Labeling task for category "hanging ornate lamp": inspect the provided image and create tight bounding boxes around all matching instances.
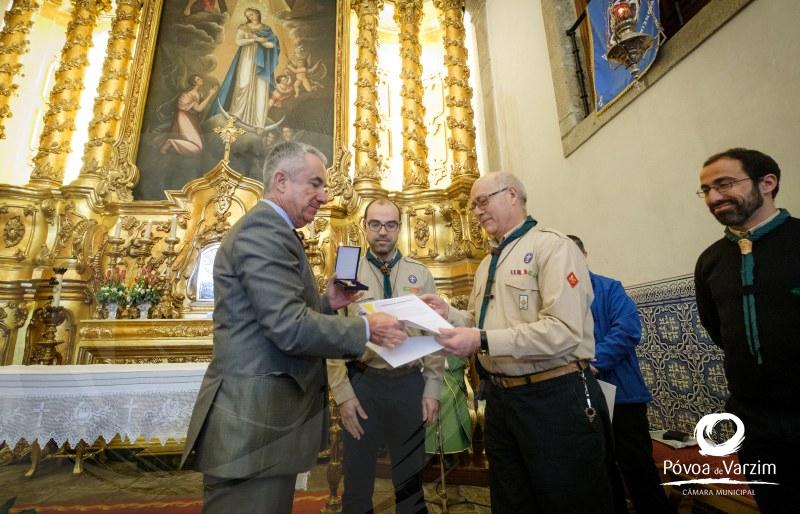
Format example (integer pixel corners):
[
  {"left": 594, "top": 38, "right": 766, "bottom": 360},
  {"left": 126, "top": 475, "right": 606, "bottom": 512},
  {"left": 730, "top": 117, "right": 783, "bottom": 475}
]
[{"left": 606, "top": 0, "right": 654, "bottom": 78}]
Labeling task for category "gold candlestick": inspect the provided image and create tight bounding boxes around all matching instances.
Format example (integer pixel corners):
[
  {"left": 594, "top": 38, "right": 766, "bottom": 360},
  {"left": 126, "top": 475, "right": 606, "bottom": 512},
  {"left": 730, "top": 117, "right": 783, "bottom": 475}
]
[
  {"left": 321, "top": 394, "right": 344, "bottom": 514},
  {"left": 151, "top": 235, "right": 181, "bottom": 319},
  {"left": 32, "top": 304, "right": 67, "bottom": 365},
  {"left": 106, "top": 235, "right": 126, "bottom": 266}
]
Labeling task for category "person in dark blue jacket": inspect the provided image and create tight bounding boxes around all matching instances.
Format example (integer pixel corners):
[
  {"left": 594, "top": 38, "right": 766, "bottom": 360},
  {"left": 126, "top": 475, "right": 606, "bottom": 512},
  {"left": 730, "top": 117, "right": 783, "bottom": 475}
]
[{"left": 569, "top": 235, "right": 674, "bottom": 514}]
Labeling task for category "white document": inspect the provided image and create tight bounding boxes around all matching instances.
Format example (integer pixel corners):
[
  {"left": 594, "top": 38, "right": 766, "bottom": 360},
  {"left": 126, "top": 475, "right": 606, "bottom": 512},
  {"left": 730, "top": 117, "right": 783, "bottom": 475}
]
[
  {"left": 598, "top": 380, "right": 616, "bottom": 422},
  {"left": 366, "top": 336, "right": 443, "bottom": 368},
  {"left": 359, "top": 294, "right": 453, "bottom": 334},
  {"left": 295, "top": 471, "right": 309, "bottom": 490}
]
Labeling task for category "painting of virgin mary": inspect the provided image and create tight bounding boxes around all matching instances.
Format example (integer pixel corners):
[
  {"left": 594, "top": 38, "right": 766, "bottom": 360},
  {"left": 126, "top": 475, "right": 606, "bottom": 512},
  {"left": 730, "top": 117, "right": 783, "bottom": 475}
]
[
  {"left": 134, "top": 1, "right": 337, "bottom": 201},
  {"left": 208, "top": 8, "right": 280, "bottom": 131}
]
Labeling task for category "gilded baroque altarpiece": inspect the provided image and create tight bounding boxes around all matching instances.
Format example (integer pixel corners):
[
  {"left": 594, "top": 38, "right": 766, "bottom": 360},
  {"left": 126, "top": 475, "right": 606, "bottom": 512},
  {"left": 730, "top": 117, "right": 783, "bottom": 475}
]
[
  {"left": 0, "top": 0, "right": 484, "bottom": 369},
  {"left": 0, "top": 0, "right": 487, "bottom": 487}
]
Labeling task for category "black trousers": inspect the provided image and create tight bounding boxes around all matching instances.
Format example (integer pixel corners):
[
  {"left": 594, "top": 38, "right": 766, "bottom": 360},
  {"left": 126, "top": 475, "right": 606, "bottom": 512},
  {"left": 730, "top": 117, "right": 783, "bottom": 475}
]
[
  {"left": 341, "top": 368, "right": 427, "bottom": 514},
  {"left": 612, "top": 403, "right": 674, "bottom": 514},
  {"left": 729, "top": 396, "right": 800, "bottom": 514},
  {"left": 484, "top": 370, "right": 617, "bottom": 514}
]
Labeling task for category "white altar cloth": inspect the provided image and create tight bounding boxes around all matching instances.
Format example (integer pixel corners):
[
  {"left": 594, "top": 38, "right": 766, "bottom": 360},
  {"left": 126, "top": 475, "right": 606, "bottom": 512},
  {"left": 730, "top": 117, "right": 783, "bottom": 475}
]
[{"left": 0, "top": 363, "right": 208, "bottom": 447}]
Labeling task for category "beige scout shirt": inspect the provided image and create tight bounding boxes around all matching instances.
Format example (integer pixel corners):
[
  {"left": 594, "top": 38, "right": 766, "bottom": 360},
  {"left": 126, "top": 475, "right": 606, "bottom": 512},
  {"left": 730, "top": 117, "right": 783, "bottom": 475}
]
[
  {"left": 448, "top": 223, "right": 595, "bottom": 376},
  {"left": 327, "top": 253, "right": 444, "bottom": 404}
]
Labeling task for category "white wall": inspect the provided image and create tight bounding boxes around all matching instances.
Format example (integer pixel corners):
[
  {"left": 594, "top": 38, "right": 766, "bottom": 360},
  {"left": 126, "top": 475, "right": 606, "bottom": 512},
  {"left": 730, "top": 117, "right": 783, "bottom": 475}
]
[{"left": 481, "top": 0, "right": 800, "bottom": 285}]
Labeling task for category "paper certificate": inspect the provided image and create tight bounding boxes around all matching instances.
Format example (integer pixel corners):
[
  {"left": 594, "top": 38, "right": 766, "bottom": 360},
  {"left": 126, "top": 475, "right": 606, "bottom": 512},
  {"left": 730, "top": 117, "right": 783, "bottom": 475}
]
[
  {"left": 359, "top": 294, "right": 450, "bottom": 367},
  {"left": 366, "top": 336, "right": 443, "bottom": 368},
  {"left": 359, "top": 294, "right": 453, "bottom": 334}
]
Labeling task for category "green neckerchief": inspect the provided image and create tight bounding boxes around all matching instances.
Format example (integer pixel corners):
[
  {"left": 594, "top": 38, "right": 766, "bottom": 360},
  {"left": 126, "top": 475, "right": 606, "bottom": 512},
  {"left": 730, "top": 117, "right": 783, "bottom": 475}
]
[
  {"left": 478, "top": 216, "right": 538, "bottom": 329},
  {"left": 366, "top": 249, "right": 402, "bottom": 299},
  {"left": 723, "top": 208, "right": 790, "bottom": 365}
]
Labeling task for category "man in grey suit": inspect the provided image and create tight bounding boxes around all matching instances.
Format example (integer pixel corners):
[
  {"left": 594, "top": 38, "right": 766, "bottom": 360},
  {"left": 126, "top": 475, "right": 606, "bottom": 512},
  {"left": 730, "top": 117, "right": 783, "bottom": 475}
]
[{"left": 182, "top": 142, "right": 407, "bottom": 513}]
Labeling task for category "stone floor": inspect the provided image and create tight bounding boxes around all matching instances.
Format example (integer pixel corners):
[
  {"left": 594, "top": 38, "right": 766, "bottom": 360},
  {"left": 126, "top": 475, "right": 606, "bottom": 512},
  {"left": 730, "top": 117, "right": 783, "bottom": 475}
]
[{"left": 0, "top": 451, "right": 491, "bottom": 513}]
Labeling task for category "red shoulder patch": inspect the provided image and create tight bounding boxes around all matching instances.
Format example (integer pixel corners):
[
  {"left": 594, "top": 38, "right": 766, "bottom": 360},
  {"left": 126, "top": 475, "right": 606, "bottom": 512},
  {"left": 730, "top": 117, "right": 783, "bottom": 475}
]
[{"left": 566, "top": 272, "right": 579, "bottom": 288}]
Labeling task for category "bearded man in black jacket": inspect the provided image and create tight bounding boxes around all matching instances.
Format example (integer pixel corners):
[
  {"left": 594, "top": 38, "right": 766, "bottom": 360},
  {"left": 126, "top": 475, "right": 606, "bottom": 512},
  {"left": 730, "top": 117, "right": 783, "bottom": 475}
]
[{"left": 694, "top": 148, "right": 800, "bottom": 514}]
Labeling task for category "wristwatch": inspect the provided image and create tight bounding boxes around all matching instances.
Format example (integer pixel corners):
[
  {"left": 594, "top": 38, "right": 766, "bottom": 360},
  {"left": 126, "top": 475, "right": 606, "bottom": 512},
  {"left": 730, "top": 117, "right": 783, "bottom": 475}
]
[{"left": 479, "top": 329, "right": 489, "bottom": 354}]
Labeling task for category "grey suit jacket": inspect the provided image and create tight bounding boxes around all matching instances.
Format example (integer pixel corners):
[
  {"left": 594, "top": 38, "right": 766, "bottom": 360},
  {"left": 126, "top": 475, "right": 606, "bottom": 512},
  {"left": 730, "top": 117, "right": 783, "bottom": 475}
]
[{"left": 181, "top": 201, "right": 367, "bottom": 478}]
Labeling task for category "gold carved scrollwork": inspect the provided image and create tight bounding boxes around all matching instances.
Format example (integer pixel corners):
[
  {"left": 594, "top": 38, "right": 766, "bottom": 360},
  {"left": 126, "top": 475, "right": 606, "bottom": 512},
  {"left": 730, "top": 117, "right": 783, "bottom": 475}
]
[
  {"left": 346, "top": 223, "right": 361, "bottom": 247},
  {"left": 97, "top": 0, "right": 159, "bottom": 202},
  {"left": 469, "top": 214, "right": 485, "bottom": 248},
  {"left": 0, "top": 203, "right": 36, "bottom": 260},
  {"left": 8, "top": 301, "right": 30, "bottom": 329},
  {"left": 3, "top": 215, "right": 25, "bottom": 247},
  {"left": 34, "top": 243, "right": 51, "bottom": 266},
  {"left": 29, "top": 0, "right": 111, "bottom": 188},
  {"left": 0, "top": 0, "right": 39, "bottom": 139},
  {"left": 194, "top": 176, "right": 241, "bottom": 244},
  {"left": 433, "top": 0, "right": 478, "bottom": 179},
  {"left": 449, "top": 294, "right": 469, "bottom": 311},
  {"left": 213, "top": 178, "right": 237, "bottom": 216},
  {"left": 441, "top": 205, "right": 470, "bottom": 260},
  {"left": 300, "top": 218, "right": 330, "bottom": 294},
  {"left": 133, "top": 326, "right": 212, "bottom": 338},
  {"left": 326, "top": 147, "right": 355, "bottom": 206},
  {"left": 41, "top": 199, "right": 57, "bottom": 225},
  {"left": 395, "top": 0, "right": 430, "bottom": 189},
  {"left": 408, "top": 205, "right": 438, "bottom": 259},
  {"left": 351, "top": 0, "right": 384, "bottom": 183},
  {"left": 78, "top": 326, "right": 112, "bottom": 339},
  {"left": 52, "top": 201, "right": 93, "bottom": 263},
  {"left": 413, "top": 218, "right": 429, "bottom": 249},
  {"left": 95, "top": 356, "right": 211, "bottom": 364}
]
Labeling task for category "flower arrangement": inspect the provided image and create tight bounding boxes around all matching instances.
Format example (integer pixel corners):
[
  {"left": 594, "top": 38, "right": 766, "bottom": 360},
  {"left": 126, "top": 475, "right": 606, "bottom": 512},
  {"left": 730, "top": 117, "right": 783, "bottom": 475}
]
[
  {"left": 96, "top": 267, "right": 128, "bottom": 305},
  {"left": 128, "top": 266, "right": 161, "bottom": 306}
]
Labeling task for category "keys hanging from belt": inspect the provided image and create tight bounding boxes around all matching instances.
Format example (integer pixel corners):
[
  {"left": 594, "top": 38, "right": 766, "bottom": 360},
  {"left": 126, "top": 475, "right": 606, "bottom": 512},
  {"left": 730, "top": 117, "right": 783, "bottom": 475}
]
[{"left": 579, "top": 369, "right": 597, "bottom": 423}]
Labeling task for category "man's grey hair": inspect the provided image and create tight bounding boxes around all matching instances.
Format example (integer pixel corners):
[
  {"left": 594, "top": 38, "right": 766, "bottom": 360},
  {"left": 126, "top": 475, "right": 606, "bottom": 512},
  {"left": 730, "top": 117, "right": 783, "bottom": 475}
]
[
  {"left": 262, "top": 141, "right": 328, "bottom": 192},
  {"left": 487, "top": 171, "right": 527, "bottom": 205}
]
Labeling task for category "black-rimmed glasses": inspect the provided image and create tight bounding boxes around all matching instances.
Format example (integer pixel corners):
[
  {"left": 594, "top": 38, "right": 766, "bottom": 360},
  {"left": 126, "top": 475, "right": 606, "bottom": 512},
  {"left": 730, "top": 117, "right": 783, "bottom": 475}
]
[{"left": 366, "top": 220, "right": 400, "bottom": 232}]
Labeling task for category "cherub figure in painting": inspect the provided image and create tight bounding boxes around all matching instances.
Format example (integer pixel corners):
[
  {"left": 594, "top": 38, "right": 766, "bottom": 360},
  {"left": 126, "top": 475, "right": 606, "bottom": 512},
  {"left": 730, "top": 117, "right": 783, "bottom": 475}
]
[
  {"left": 286, "top": 45, "right": 326, "bottom": 97},
  {"left": 269, "top": 74, "right": 294, "bottom": 108}
]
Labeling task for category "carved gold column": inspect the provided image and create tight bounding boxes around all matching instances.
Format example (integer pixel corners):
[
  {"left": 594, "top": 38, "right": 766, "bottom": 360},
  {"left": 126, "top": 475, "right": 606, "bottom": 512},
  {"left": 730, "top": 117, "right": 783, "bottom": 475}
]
[
  {"left": 76, "top": 0, "right": 141, "bottom": 184},
  {"left": 351, "top": 0, "right": 383, "bottom": 185},
  {"left": 28, "top": 0, "right": 109, "bottom": 188},
  {"left": 434, "top": 0, "right": 478, "bottom": 179},
  {"left": 394, "top": 0, "right": 429, "bottom": 189},
  {"left": 0, "top": 0, "right": 39, "bottom": 140}
]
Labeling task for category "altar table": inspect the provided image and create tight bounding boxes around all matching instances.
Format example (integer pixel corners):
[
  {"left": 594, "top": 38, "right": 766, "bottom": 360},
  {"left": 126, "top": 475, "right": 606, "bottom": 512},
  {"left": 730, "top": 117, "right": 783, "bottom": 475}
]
[{"left": 0, "top": 363, "right": 208, "bottom": 475}]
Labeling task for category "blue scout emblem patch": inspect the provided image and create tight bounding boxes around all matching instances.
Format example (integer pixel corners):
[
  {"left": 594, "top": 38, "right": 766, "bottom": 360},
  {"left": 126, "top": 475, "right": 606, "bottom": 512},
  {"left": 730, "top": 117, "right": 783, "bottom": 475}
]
[
  {"left": 408, "top": 274, "right": 418, "bottom": 284},
  {"left": 524, "top": 252, "right": 533, "bottom": 264}
]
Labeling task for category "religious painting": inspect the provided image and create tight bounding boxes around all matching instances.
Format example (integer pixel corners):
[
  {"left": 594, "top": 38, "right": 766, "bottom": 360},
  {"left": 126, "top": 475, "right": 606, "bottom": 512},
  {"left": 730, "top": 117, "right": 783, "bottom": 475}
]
[{"left": 134, "top": 0, "right": 338, "bottom": 200}]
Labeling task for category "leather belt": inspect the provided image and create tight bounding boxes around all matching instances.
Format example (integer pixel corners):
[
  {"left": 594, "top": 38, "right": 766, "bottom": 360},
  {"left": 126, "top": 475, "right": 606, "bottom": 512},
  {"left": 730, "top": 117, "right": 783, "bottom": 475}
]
[
  {"left": 349, "top": 360, "right": 421, "bottom": 378},
  {"left": 487, "top": 360, "right": 587, "bottom": 389}
]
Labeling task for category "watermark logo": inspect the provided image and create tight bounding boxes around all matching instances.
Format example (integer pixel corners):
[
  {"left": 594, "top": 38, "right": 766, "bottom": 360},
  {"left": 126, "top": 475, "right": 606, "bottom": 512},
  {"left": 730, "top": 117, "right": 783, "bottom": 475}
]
[
  {"left": 661, "top": 413, "right": 778, "bottom": 491},
  {"left": 695, "top": 413, "right": 745, "bottom": 457}
]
